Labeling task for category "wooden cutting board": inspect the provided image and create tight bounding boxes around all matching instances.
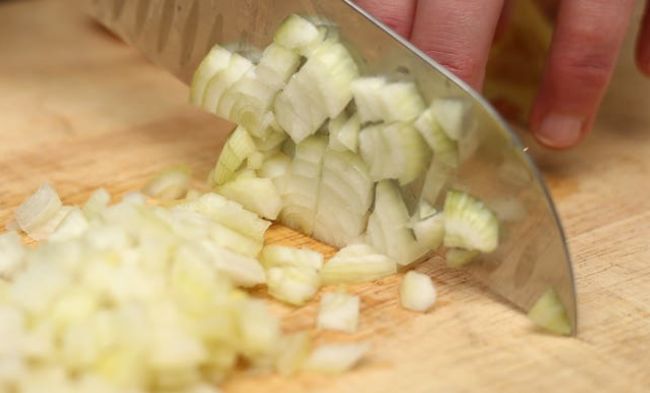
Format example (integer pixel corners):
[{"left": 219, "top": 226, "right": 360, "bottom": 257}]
[{"left": 1, "top": 1, "right": 649, "bottom": 392}]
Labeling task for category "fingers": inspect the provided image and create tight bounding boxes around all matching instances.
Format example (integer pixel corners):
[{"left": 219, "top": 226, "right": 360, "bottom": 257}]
[
  {"left": 409, "top": 0, "right": 505, "bottom": 89},
  {"left": 355, "top": 0, "right": 418, "bottom": 38},
  {"left": 530, "top": 0, "right": 636, "bottom": 149},
  {"left": 637, "top": 0, "right": 650, "bottom": 76}
]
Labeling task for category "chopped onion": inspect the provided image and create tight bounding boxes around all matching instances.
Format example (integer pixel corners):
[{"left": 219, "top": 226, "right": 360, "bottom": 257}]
[
  {"left": 200, "top": 241, "right": 266, "bottom": 287},
  {"left": 48, "top": 208, "right": 89, "bottom": 242},
  {"left": 527, "top": 288, "right": 571, "bottom": 336},
  {"left": 400, "top": 271, "right": 437, "bottom": 312},
  {"left": 411, "top": 212, "right": 445, "bottom": 251},
  {"left": 261, "top": 245, "right": 323, "bottom": 270},
  {"left": 258, "top": 152, "right": 291, "bottom": 179},
  {"left": 82, "top": 188, "right": 110, "bottom": 219},
  {"left": 420, "top": 159, "right": 455, "bottom": 206},
  {"left": 237, "top": 299, "right": 281, "bottom": 357},
  {"left": 321, "top": 244, "right": 397, "bottom": 284},
  {"left": 217, "top": 175, "right": 282, "bottom": 220},
  {"left": 274, "top": 331, "right": 312, "bottom": 376},
  {"left": 443, "top": 190, "right": 499, "bottom": 253},
  {"left": 366, "top": 181, "right": 426, "bottom": 264},
  {"left": 445, "top": 248, "right": 480, "bottom": 268},
  {"left": 313, "top": 149, "right": 373, "bottom": 247},
  {"left": 202, "top": 53, "right": 253, "bottom": 113},
  {"left": 26, "top": 206, "right": 74, "bottom": 241},
  {"left": 303, "top": 343, "right": 369, "bottom": 374},
  {"left": 15, "top": 183, "right": 62, "bottom": 235},
  {"left": 430, "top": 98, "right": 472, "bottom": 141},
  {"left": 210, "top": 126, "right": 257, "bottom": 186},
  {"left": 360, "top": 123, "right": 430, "bottom": 185},
  {"left": 176, "top": 193, "right": 271, "bottom": 243},
  {"left": 255, "top": 43, "right": 302, "bottom": 92},
  {"left": 352, "top": 77, "right": 425, "bottom": 123},
  {"left": 143, "top": 165, "right": 191, "bottom": 200},
  {"left": 273, "top": 14, "right": 323, "bottom": 53},
  {"left": 0, "top": 232, "right": 25, "bottom": 279},
  {"left": 414, "top": 108, "right": 459, "bottom": 167},
  {"left": 190, "top": 45, "right": 232, "bottom": 106},
  {"left": 266, "top": 266, "right": 321, "bottom": 306},
  {"left": 329, "top": 112, "right": 360, "bottom": 153},
  {"left": 317, "top": 292, "right": 360, "bottom": 333}
]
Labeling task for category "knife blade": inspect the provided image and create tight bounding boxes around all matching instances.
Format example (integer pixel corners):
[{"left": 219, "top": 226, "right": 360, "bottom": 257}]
[{"left": 86, "top": 0, "right": 577, "bottom": 334}]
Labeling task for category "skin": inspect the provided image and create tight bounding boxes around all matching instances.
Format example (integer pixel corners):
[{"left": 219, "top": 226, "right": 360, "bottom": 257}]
[{"left": 356, "top": 0, "right": 650, "bottom": 149}]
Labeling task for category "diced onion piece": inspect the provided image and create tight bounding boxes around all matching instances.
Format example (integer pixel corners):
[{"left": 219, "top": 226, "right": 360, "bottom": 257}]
[
  {"left": 300, "top": 40, "right": 359, "bottom": 118},
  {"left": 351, "top": 77, "right": 386, "bottom": 123},
  {"left": 82, "top": 188, "right": 110, "bottom": 219},
  {"left": 420, "top": 158, "right": 455, "bottom": 206},
  {"left": 321, "top": 244, "right": 397, "bottom": 284},
  {"left": 313, "top": 149, "right": 373, "bottom": 248},
  {"left": 266, "top": 266, "right": 321, "bottom": 306},
  {"left": 443, "top": 190, "right": 499, "bottom": 253},
  {"left": 177, "top": 193, "right": 270, "bottom": 243},
  {"left": 273, "top": 14, "right": 323, "bottom": 53},
  {"left": 246, "top": 152, "right": 265, "bottom": 170},
  {"left": 445, "top": 248, "right": 480, "bottom": 268},
  {"left": 259, "top": 152, "right": 291, "bottom": 179},
  {"left": 415, "top": 108, "right": 459, "bottom": 167},
  {"left": 360, "top": 123, "right": 430, "bottom": 185},
  {"left": 188, "top": 240, "right": 266, "bottom": 287},
  {"left": 275, "top": 331, "right": 312, "bottom": 376},
  {"left": 430, "top": 98, "right": 472, "bottom": 141},
  {"left": 255, "top": 43, "right": 302, "bottom": 91},
  {"left": 382, "top": 123, "right": 430, "bottom": 185},
  {"left": 190, "top": 45, "right": 232, "bottom": 106},
  {"left": 279, "top": 136, "right": 327, "bottom": 235},
  {"left": 217, "top": 176, "right": 282, "bottom": 220},
  {"left": 15, "top": 183, "right": 62, "bottom": 234},
  {"left": 49, "top": 208, "right": 89, "bottom": 242},
  {"left": 274, "top": 74, "right": 328, "bottom": 143},
  {"left": 254, "top": 126, "right": 287, "bottom": 153},
  {"left": 411, "top": 213, "right": 445, "bottom": 251},
  {"left": 237, "top": 299, "right": 281, "bottom": 357},
  {"left": 202, "top": 54, "right": 253, "bottom": 113},
  {"left": 210, "top": 126, "right": 257, "bottom": 186},
  {"left": 143, "top": 165, "right": 191, "bottom": 200},
  {"left": 317, "top": 292, "right": 360, "bottom": 333},
  {"left": 400, "top": 271, "right": 437, "bottom": 312},
  {"left": 329, "top": 112, "right": 360, "bottom": 153},
  {"left": 218, "top": 70, "right": 277, "bottom": 135},
  {"left": 26, "top": 206, "right": 74, "bottom": 241},
  {"left": 366, "top": 181, "right": 426, "bottom": 264},
  {"left": 527, "top": 288, "right": 571, "bottom": 336},
  {"left": 0, "top": 232, "right": 25, "bottom": 279},
  {"left": 303, "top": 343, "right": 370, "bottom": 374},
  {"left": 378, "top": 81, "right": 426, "bottom": 122},
  {"left": 352, "top": 78, "right": 425, "bottom": 123},
  {"left": 416, "top": 201, "right": 437, "bottom": 220},
  {"left": 261, "top": 245, "right": 324, "bottom": 271}
]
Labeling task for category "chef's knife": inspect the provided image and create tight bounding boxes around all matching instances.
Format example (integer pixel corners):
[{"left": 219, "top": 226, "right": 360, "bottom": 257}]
[{"left": 86, "top": 0, "right": 578, "bottom": 334}]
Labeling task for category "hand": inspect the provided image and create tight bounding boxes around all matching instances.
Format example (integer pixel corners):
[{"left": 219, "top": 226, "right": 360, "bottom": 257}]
[{"left": 356, "top": 0, "right": 650, "bottom": 149}]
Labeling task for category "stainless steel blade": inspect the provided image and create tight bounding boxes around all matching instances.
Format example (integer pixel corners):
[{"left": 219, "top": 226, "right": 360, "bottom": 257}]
[{"left": 87, "top": 0, "right": 577, "bottom": 334}]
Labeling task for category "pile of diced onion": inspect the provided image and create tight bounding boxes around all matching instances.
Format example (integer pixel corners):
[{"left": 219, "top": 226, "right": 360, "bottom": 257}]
[{"left": 0, "top": 12, "right": 571, "bottom": 393}]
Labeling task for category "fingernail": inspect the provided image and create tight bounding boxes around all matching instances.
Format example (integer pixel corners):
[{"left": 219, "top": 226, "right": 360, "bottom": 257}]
[{"left": 535, "top": 113, "right": 584, "bottom": 148}]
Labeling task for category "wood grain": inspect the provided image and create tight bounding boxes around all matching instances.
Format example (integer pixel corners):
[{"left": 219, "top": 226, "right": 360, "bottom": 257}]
[{"left": 1, "top": 1, "right": 649, "bottom": 392}]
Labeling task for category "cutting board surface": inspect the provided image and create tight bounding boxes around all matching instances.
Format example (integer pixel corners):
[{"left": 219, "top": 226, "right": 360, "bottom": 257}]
[{"left": 1, "top": 1, "right": 650, "bottom": 392}]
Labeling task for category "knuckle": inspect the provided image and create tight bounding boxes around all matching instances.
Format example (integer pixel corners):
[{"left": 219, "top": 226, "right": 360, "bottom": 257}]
[
  {"left": 378, "top": 14, "right": 412, "bottom": 36},
  {"left": 554, "top": 49, "right": 614, "bottom": 87},
  {"left": 427, "top": 49, "right": 483, "bottom": 84}
]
